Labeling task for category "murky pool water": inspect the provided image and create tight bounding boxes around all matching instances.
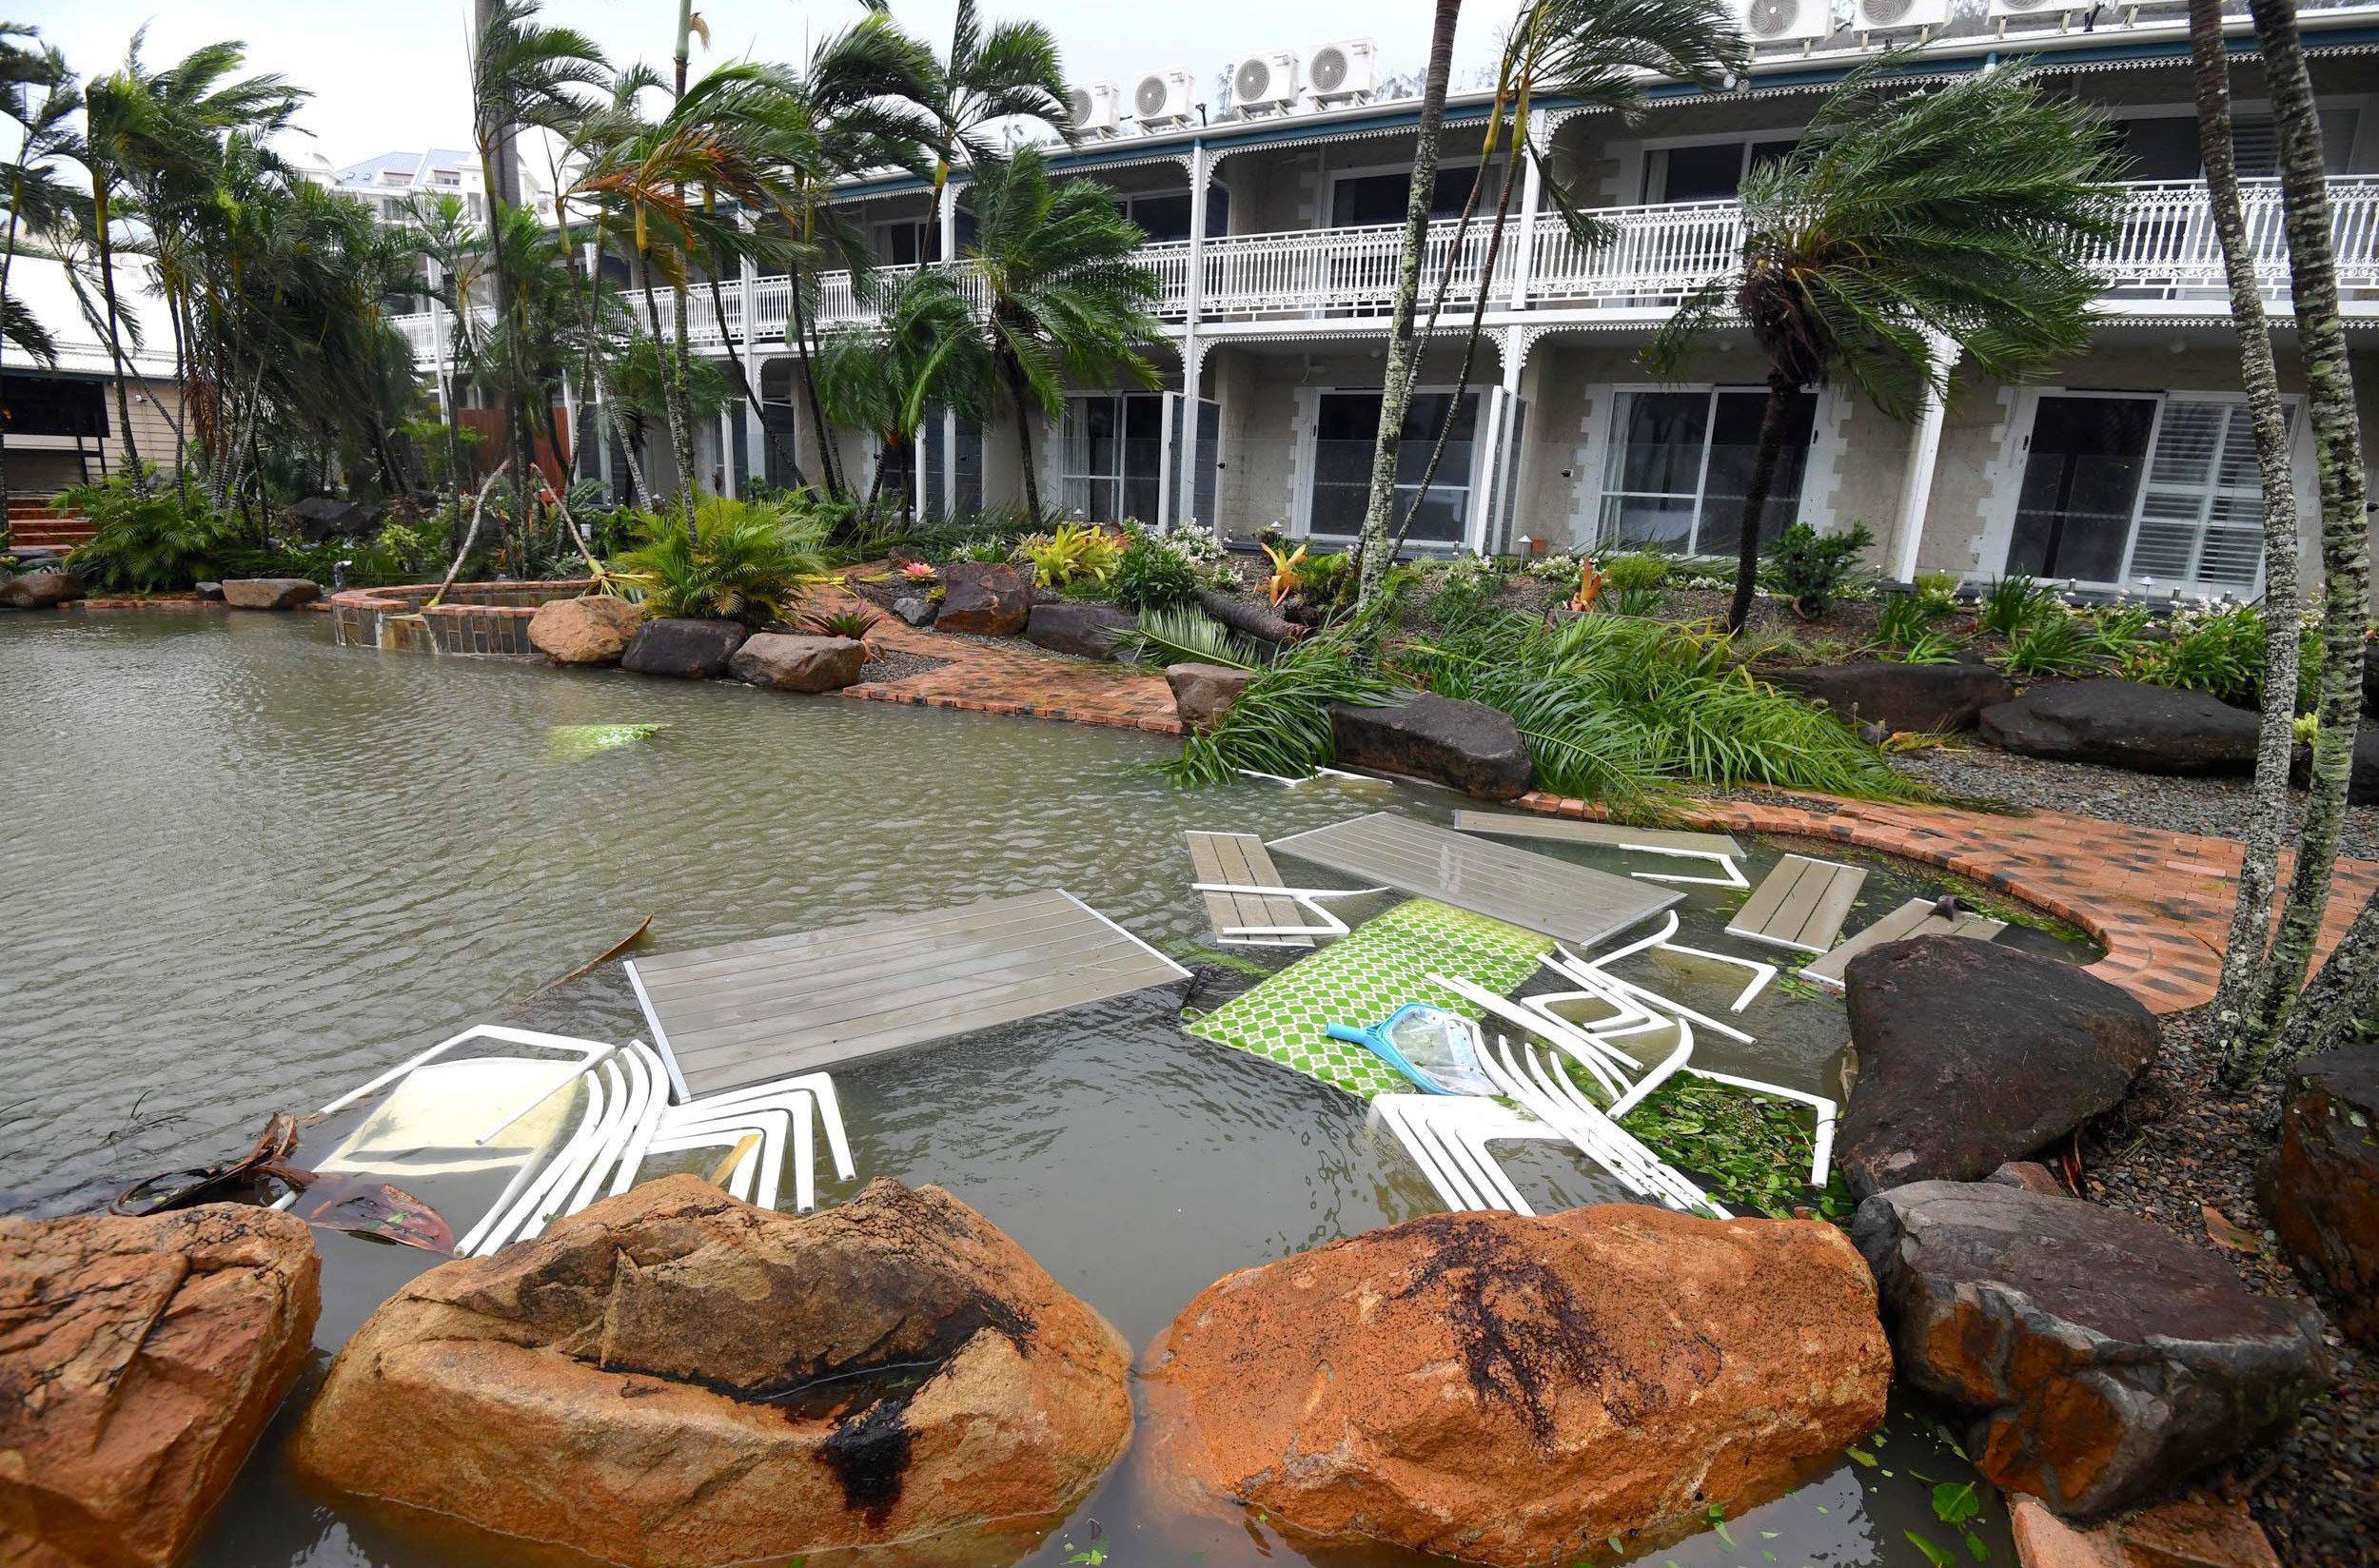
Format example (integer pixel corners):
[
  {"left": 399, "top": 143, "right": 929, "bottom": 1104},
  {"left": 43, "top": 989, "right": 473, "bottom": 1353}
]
[{"left": 2, "top": 611, "right": 2075, "bottom": 1568}]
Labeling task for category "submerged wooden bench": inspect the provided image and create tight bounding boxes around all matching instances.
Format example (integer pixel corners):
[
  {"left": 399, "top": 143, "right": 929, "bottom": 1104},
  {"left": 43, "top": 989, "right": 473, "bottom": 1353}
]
[
  {"left": 1725, "top": 853, "right": 1868, "bottom": 955},
  {"left": 1450, "top": 810, "right": 1744, "bottom": 861},
  {"left": 1186, "top": 831, "right": 1313, "bottom": 949},
  {"left": 1800, "top": 897, "right": 2009, "bottom": 989}
]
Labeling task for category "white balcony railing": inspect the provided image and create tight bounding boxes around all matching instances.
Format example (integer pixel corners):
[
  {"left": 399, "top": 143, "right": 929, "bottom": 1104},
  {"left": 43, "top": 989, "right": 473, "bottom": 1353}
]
[{"left": 389, "top": 178, "right": 2379, "bottom": 365}]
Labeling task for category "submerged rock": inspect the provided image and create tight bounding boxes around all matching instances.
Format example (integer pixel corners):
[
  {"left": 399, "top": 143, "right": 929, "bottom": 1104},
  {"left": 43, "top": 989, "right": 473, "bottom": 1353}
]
[
  {"left": 2263, "top": 1048, "right": 2379, "bottom": 1344},
  {"left": 1772, "top": 660, "right": 2015, "bottom": 735},
  {"left": 0, "top": 1205, "right": 320, "bottom": 1568},
  {"left": 1979, "top": 678, "right": 2257, "bottom": 774},
  {"left": 220, "top": 578, "right": 323, "bottom": 611},
  {"left": 0, "top": 569, "right": 85, "bottom": 610},
  {"left": 290, "top": 1177, "right": 1132, "bottom": 1568},
  {"left": 731, "top": 632, "right": 868, "bottom": 693},
  {"left": 935, "top": 562, "right": 1030, "bottom": 637},
  {"left": 1140, "top": 1205, "right": 1890, "bottom": 1566},
  {"left": 528, "top": 594, "right": 643, "bottom": 665},
  {"left": 621, "top": 617, "right": 747, "bottom": 678},
  {"left": 1855, "top": 1180, "right": 2328, "bottom": 1520},
  {"left": 1839, "top": 935, "right": 2157, "bottom": 1197},
  {"left": 1165, "top": 662, "right": 1252, "bottom": 732},
  {"left": 1329, "top": 691, "right": 1533, "bottom": 799}
]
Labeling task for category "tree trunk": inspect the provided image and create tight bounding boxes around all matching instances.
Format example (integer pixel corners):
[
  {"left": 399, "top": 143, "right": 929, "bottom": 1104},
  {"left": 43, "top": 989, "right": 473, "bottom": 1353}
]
[
  {"left": 2280, "top": 884, "right": 2379, "bottom": 1058},
  {"left": 475, "top": 133, "right": 527, "bottom": 533},
  {"left": 1002, "top": 354, "right": 1043, "bottom": 519},
  {"left": 638, "top": 261, "right": 697, "bottom": 527},
  {"left": 1352, "top": 0, "right": 1464, "bottom": 610},
  {"left": 669, "top": 279, "right": 698, "bottom": 525},
  {"left": 2191, "top": 0, "right": 2307, "bottom": 1052},
  {"left": 786, "top": 275, "right": 844, "bottom": 500},
  {"left": 91, "top": 185, "right": 148, "bottom": 490},
  {"left": 1726, "top": 370, "right": 1798, "bottom": 633},
  {"left": 2225, "top": 0, "right": 2372, "bottom": 1083}
]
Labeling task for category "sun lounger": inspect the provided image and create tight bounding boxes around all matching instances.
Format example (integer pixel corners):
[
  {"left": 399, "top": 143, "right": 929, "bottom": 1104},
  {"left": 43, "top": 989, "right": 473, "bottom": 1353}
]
[
  {"left": 1799, "top": 897, "right": 2008, "bottom": 990},
  {"left": 1184, "top": 830, "right": 1383, "bottom": 947},
  {"left": 1725, "top": 853, "right": 1868, "bottom": 955}
]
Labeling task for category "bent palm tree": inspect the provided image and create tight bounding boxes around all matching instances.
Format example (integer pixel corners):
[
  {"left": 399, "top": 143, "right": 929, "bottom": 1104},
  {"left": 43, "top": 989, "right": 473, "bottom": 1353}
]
[
  {"left": 928, "top": 147, "right": 1160, "bottom": 519},
  {"left": 913, "top": 0, "right": 1072, "bottom": 238},
  {"left": 813, "top": 272, "right": 991, "bottom": 519},
  {"left": 1648, "top": 62, "right": 2122, "bottom": 633}
]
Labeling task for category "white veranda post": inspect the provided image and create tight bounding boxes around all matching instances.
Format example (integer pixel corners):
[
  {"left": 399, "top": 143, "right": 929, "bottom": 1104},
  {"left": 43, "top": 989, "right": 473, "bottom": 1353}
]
[{"left": 1891, "top": 335, "right": 1959, "bottom": 582}]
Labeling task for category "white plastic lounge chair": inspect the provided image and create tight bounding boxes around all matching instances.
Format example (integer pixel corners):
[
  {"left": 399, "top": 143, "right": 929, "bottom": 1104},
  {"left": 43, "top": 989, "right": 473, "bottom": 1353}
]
[
  {"left": 1374, "top": 1094, "right": 1563, "bottom": 1215},
  {"left": 317, "top": 1024, "right": 622, "bottom": 1146},
  {"left": 1471, "top": 1029, "right": 1725, "bottom": 1216}
]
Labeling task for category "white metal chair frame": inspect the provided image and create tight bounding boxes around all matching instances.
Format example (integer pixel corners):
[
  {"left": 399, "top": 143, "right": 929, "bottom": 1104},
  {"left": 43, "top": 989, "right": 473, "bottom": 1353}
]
[
  {"left": 1373, "top": 1094, "right": 1563, "bottom": 1215},
  {"left": 1619, "top": 843, "right": 1751, "bottom": 890},
  {"left": 1189, "top": 880, "right": 1388, "bottom": 944}
]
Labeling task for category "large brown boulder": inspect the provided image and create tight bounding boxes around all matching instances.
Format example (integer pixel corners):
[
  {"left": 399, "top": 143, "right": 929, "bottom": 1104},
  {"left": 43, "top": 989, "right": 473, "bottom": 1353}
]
[
  {"left": 1140, "top": 1205, "right": 1890, "bottom": 1566},
  {"left": 528, "top": 594, "right": 644, "bottom": 665},
  {"left": 731, "top": 632, "right": 869, "bottom": 692},
  {"left": 1855, "top": 1180, "right": 2329, "bottom": 1520},
  {"left": 290, "top": 1177, "right": 1132, "bottom": 1568},
  {"left": 0, "top": 1205, "right": 321, "bottom": 1568},
  {"left": 219, "top": 578, "right": 323, "bottom": 610},
  {"left": 0, "top": 570, "right": 85, "bottom": 610},
  {"left": 1329, "top": 692, "right": 1534, "bottom": 800},
  {"left": 1839, "top": 935, "right": 2158, "bottom": 1197},
  {"left": 1165, "top": 662, "right": 1252, "bottom": 732},
  {"left": 2263, "top": 1048, "right": 2379, "bottom": 1344},
  {"left": 935, "top": 562, "right": 1030, "bottom": 637}
]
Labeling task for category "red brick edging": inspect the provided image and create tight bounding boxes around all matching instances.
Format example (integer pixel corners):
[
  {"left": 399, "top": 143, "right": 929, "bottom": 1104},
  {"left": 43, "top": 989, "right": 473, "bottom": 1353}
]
[{"left": 1517, "top": 789, "right": 2379, "bottom": 1016}]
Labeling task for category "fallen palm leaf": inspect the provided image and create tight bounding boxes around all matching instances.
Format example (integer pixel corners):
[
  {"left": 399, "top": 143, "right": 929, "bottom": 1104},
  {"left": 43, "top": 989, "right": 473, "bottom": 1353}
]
[
  {"left": 2200, "top": 1203, "right": 2262, "bottom": 1254},
  {"left": 526, "top": 912, "right": 656, "bottom": 999}
]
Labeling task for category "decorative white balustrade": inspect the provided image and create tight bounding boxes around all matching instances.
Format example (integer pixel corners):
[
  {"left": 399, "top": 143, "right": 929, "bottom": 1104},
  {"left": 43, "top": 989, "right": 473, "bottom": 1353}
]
[{"left": 389, "top": 178, "right": 2379, "bottom": 365}]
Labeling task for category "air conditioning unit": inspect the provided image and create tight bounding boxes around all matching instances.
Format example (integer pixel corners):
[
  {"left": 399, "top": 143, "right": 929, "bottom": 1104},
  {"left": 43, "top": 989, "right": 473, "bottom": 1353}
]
[
  {"left": 1739, "top": 0, "right": 1834, "bottom": 46},
  {"left": 1987, "top": 0, "right": 2090, "bottom": 25},
  {"left": 1856, "top": 0, "right": 1950, "bottom": 30},
  {"left": 1068, "top": 81, "right": 1122, "bottom": 137},
  {"left": 1132, "top": 69, "right": 1195, "bottom": 127},
  {"left": 1230, "top": 51, "right": 1301, "bottom": 115},
  {"left": 1306, "top": 39, "right": 1379, "bottom": 106}
]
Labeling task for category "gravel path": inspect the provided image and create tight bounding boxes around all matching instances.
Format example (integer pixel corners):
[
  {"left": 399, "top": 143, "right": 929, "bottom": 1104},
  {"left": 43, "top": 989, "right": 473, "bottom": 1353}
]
[
  {"left": 1889, "top": 747, "right": 2379, "bottom": 864},
  {"left": 855, "top": 650, "right": 949, "bottom": 684},
  {"left": 2076, "top": 1011, "right": 2372, "bottom": 1568}
]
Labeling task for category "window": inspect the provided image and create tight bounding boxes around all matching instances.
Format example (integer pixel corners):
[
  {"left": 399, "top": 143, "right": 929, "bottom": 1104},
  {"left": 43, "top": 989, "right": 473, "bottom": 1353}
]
[
  {"left": 1111, "top": 188, "right": 1228, "bottom": 242},
  {"left": 2008, "top": 393, "right": 2288, "bottom": 592},
  {"left": 878, "top": 210, "right": 977, "bottom": 266},
  {"left": 1598, "top": 388, "right": 1818, "bottom": 557},
  {"left": 1642, "top": 138, "right": 1798, "bottom": 204},
  {"left": 2, "top": 375, "right": 108, "bottom": 439},
  {"left": 1331, "top": 167, "right": 1476, "bottom": 227},
  {"left": 1308, "top": 390, "right": 1479, "bottom": 544},
  {"left": 1060, "top": 393, "right": 1166, "bottom": 522}
]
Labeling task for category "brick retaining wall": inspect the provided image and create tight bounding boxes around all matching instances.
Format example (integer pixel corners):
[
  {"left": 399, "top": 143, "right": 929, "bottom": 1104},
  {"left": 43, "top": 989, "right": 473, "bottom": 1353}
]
[{"left": 328, "top": 579, "right": 593, "bottom": 657}]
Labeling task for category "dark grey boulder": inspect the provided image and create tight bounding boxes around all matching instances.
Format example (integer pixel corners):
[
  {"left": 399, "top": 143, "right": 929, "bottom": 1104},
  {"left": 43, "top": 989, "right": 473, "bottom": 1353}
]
[
  {"left": 2288, "top": 728, "right": 2379, "bottom": 806},
  {"left": 891, "top": 594, "right": 937, "bottom": 629},
  {"left": 1023, "top": 600, "right": 1139, "bottom": 662},
  {"left": 0, "top": 569, "right": 84, "bottom": 609},
  {"left": 194, "top": 580, "right": 226, "bottom": 602},
  {"left": 1839, "top": 935, "right": 2157, "bottom": 1197},
  {"left": 289, "top": 496, "right": 376, "bottom": 542},
  {"left": 935, "top": 561, "right": 1029, "bottom": 637},
  {"left": 2363, "top": 642, "right": 2379, "bottom": 719},
  {"left": 1855, "top": 1179, "right": 2329, "bottom": 1519},
  {"left": 2263, "top": 1048, "right": 2379, "bottom": 1345},
  {"left": 621, "top": 617, "right": 748, "bottom": 678},
  {"left": 1772, "top": 661, "right": 2015, "bottom": 735},
  {"left": 1328, "top": 692, "right": 1532, "bottom": 800},
  {"left": 1978, "top": 678, "right": 2258, "bottom": 774}
]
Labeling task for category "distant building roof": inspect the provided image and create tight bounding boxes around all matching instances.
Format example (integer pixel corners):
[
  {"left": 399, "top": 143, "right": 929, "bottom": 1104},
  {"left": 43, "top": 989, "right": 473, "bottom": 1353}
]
[{"left": 8, "top": 253, "right": 175, "bottom": 381}]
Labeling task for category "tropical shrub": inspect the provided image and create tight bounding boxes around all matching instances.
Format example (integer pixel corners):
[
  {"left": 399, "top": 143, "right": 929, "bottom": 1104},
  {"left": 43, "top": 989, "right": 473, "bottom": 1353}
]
[
  {"left": 1598, "top": 552, "right": 1670, "bottom": 617},
  {"left": 1912, "top": 571, "right": 1960, "bottom": 600},
  {"left": 1111, "top": 530, "right": 1200, "bottom": 613},
  {"left": 801, "top": 602, "right": 881, "bottom": 641},
  {"left": 61, "top": 478, "right": 239, "bottom": 594},
  {"left": 1398, "top": 611, "right": 1921, "bottom": 811},
  {"left": 1165, "top": 632, "right": 1393, "bottom": 785},
  {"left": 1426, "top": 555, "right": 1504, "bottom": 624},
  {"left": 607, "top": 496, "right": 831, "bottom": 628},
  {"left": 1761, "top": 522, "right": 1877, "bottom": 617},
  {"left": 1978, "top": 575, "right": 2056, "bottom": 637},
  {"left": 1896, "top": 631, "right": 1965, "bottom": 666},
  {"left": 2118, "top": 603, "right": 2266, "bottom": 705},
  {"left": 1017, "top": 523, "right": 1120, "bottom": 590}
]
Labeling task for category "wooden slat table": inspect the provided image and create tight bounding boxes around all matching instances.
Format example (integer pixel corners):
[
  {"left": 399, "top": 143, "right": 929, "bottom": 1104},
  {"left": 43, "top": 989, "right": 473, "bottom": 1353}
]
[
  {"left": 1268, "top": 812, "right": 1678, "bottom": 949},
  {"left": 626, "top": 890, "right": 1190, "bottom": 1099},
  {"left": 1450, "top": 810, "right": 1744, "bottom": 860},
  {"left": 1186, "top": 832, "right": 1312, "bottom": 949},
  {"left": 1800, "top": 897, "right": 2008, "bottom": 989},
  {"left": 1725, "top": 853, "right": 1868, "bottom": 955}
]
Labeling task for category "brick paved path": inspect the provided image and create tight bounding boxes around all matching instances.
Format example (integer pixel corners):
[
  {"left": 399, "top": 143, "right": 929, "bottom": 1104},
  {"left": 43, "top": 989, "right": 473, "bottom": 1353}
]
[{"left": 1518, "top": 789, "right": 2379, "bottom": 1015}]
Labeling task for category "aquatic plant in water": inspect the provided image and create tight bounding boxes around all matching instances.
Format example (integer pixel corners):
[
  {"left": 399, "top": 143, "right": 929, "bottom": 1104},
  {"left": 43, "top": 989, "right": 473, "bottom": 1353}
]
[{"left": 549, "top": 723, "right": 668, "bottom": 760}]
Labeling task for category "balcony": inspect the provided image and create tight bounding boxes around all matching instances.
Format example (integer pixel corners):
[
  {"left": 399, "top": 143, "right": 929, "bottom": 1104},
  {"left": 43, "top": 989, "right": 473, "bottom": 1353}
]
[{"left": 390, "top": 177, "right": 2379, "bottom": 363}]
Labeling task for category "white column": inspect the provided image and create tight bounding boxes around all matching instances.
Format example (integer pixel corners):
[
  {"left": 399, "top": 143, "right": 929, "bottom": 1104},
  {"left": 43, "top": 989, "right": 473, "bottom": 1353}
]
[
  {"left": 1507, "top": 137, "right": 1543, "bottom": 309},
  {"left": 739, "top": 251, "right": 764, "bottom": 489},
  {"left": 1177, "top": 143, "right": 1210, "bottom": 529},
  {"left": 1890, "top": 337, "right": 1959, "bottom": 581},
  {"left": 939, "top": 186, "right": 963, "bottom": 519}
]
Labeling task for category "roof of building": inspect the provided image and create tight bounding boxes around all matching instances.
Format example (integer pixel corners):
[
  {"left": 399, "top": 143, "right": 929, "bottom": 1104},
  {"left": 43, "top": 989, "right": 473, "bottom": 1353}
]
[{"left": 8, "top": 253, "right": 176, "bottom": 382}]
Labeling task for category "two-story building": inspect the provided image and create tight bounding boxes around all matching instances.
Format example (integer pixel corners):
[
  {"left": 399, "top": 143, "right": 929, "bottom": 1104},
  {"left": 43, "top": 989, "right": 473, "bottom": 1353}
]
[{"left": 397, "top": 0, "right": 2379, "bottom": 598}]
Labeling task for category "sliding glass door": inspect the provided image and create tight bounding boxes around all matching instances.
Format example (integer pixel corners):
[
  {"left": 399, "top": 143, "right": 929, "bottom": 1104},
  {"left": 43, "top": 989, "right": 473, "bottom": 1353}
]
[
  {"left": 1598, "top": 387, "right": 1817, "bottom": 557},
  {"left": 1308, "top": 390, "right": 1480, "bottom": 544},
  {"left": 1060, "top": 394, "right": 1166, "bottom": 523}
]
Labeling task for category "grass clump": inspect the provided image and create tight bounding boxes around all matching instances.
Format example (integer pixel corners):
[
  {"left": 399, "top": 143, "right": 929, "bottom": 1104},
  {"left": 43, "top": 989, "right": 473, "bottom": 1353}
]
[{"left": 1164, "top": 632, "right": 1393, "bottom": 785}]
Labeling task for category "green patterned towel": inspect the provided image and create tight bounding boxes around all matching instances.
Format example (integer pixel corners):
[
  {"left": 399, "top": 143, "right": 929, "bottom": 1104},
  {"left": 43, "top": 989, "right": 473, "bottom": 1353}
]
[{"left": 1186, "top": 899, "right": 1553, "bottom": 1099}]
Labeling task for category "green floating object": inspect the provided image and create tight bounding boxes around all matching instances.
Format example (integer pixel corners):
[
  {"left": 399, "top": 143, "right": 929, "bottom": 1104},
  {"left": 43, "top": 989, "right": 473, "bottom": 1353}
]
[
  {"left": 549, "top": 722, "right": 668, "bottom": 759},
  {"left": 1186, "top": 899, "right": 1551, "bottom": 1101}
]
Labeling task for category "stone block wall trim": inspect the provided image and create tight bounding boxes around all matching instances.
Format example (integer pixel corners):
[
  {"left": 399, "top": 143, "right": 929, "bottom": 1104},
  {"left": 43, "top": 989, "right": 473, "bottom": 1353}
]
[{"left": 327, "top": 579, "right": 594, "bottom": 657}]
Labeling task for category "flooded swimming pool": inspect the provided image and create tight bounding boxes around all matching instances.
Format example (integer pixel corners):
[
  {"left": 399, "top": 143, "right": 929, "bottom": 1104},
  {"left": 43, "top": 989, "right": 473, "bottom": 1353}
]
[{"left": 2, "top": 610, "right": 2080, "bottom": 1568}]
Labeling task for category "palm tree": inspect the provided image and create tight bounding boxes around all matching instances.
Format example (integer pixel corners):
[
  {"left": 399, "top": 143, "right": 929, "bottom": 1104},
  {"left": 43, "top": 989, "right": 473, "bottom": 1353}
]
[
  {"left": 812, "top": 272, "right": 990, "bottom": 519},
  {"left": 922, "top": 147, "right": 1160, "bottom": 519},
  {"left": 0, "top": 29, "right": 79, "bottom": 535},
  {"left": 912, "top": 0, "right": 1072, "bottom": 239},
  {"left": 1351, "top": 0, "right": 1464, "bottom": 608},
  {"left": 1647, "top": 62, "right": 2123, "bottom": 633}
]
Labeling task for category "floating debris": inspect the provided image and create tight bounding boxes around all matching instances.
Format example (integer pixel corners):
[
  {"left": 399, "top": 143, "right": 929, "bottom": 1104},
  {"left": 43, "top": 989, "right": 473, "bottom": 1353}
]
[{"left": 548, "top": 722, "right": 668, "bottom": 760}]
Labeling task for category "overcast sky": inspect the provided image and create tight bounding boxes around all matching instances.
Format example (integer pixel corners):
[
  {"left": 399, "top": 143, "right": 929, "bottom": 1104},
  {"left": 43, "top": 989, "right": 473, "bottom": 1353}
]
[{"left": 21, "top": 1, "right": 1506, "bottom": 170}]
